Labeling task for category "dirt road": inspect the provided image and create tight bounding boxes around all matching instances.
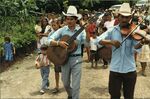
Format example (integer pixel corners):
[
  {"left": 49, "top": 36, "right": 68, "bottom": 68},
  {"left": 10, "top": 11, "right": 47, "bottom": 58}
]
[{"left": 0, "top": 53, "right": 150, "bottom": 98}]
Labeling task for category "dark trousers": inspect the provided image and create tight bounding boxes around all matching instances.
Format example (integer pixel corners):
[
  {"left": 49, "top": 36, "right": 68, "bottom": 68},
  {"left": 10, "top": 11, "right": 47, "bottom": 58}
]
[
  {"left": 109, "top": 71, "right": 137, "bottom": 99},
  {"left": 81, "top": 44, "right": 84, "bottom": 57},
  {"left": 103, "top": 59, "right": 108, "bottom": 65}
]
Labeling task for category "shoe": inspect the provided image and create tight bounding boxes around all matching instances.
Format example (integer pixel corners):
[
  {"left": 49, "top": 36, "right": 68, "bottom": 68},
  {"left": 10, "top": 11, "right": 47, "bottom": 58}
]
[
  {"left": 52, "top": 88, "right": 59, "bottom": 94},
  {"left": 40, "top": 90, "right": 45, "bottom": 94}
]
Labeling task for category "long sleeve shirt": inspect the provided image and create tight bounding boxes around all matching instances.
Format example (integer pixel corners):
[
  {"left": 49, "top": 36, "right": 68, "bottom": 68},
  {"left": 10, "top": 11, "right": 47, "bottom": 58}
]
[
  {"left": 47, "top": 25, "right": 86, "bottom": 55},
  {"left": 96, "top": 25, "right": 139, "bottom": 73}
]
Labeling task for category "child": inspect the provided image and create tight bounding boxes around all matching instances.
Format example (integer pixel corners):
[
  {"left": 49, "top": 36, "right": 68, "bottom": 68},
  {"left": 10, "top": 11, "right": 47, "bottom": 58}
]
[
  {"left": 35, "top": 44, "right": 50, "bottom": 94},
  {"left": 3, "top": 36, "right": 15, "bottom": 66},
  {"left": 89, "top": 33, "right": 98, "bottom": 68},
  {"left": 48, "top": 20, "right": 61, "bottom": 94}
]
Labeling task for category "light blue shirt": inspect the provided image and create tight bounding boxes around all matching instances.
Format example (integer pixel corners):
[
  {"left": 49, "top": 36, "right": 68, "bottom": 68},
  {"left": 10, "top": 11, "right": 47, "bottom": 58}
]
[
  {"left": 48, "top": 25, "right": 86, "bottom": 55},
  {"left": 48, "top": 30, "right": 55, "bottom": 37},
  {"left": 96, "top": 25, "right": 139, "bottom": 73}
]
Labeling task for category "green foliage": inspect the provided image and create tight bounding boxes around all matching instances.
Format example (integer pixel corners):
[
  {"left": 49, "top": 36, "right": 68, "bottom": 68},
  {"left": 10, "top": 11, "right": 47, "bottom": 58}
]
[
  {"left": 118, "top": 0, "right": 138, "bottom": 6},
  {"left": 0, "top": 0, "right": 37, "bottom": 54},
  {"left": 0, "top": 38, "right": 3, "bottom": 52},
  {"left": 63, "top": 0, "right": 69, "bottom": 11},
  {"left": 81, "top": 0, "right": 101, "bottom": 8},
  {"left": 0, "top": 0, "right": 140, "bottom": 55},
  {"left": 0, "top": 22, "right": 36, "bottom": 53}
]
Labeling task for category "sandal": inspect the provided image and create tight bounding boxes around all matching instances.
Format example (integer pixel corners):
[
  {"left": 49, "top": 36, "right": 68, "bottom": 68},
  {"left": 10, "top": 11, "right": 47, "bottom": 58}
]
[{"left": 52, "top": 88, "right": 59, "bottom": 94}]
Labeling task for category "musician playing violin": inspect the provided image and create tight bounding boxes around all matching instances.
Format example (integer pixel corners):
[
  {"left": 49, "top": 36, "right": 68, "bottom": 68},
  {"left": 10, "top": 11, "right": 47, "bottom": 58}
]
[
  {"left": 96, "top": 3, "right": 149, "bottom": 99},
  {"left": 48, "top": 6, "right": 89, "bottom": 99}
]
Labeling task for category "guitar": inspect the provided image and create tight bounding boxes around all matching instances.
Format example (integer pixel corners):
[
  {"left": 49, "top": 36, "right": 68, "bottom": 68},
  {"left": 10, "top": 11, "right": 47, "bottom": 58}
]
[{"left": 47, "top": 14, "right": 99, "bottom": 65}]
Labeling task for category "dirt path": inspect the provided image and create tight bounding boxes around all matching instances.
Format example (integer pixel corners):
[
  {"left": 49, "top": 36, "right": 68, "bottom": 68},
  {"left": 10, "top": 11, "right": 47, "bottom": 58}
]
[{"left": 0, "top": 53, "right": 150, "bottom": 98}]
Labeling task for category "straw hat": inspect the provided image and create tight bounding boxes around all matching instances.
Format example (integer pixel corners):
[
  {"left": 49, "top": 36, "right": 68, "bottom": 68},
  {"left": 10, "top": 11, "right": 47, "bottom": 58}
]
[
  {"left": 119, "top": 3, "right": 131, "bottom": 16},
  {"left": 62, "top": 5, "right": 81, "bottom": 18}
]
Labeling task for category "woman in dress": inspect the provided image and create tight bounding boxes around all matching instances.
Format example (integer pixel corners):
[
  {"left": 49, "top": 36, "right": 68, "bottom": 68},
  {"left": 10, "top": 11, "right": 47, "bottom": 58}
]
[{"left": 137, "top": 24, "right": 150, "bottom": 76}]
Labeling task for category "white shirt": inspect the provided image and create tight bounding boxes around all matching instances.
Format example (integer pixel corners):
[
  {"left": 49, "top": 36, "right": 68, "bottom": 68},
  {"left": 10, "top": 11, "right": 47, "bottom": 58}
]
[
  {"left": 36, "top": 54, "right": 50, "bottom": 67},
  {"left": 104, "top": 20, "right": 115, "bottom": 29},
  {"left": 40, "top": 25, "right": 51, "bottom": 45},
  {"left": 90, "top": 37, "right": 97, "bottom": 51}
]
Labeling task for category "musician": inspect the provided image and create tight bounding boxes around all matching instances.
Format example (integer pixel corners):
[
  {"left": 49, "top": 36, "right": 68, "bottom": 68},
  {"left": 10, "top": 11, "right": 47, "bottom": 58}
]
[
  {"left": 48, "top": 6, "right": 89, "bottom": 99},
  {"left": 96, "top": 3, "right": 148, "bottom": 99}
]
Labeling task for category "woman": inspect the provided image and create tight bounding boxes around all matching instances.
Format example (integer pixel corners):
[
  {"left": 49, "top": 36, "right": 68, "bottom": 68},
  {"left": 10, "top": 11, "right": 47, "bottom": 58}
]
[{"left": 137, "top": 24, "right": 150, "bottom": 76}]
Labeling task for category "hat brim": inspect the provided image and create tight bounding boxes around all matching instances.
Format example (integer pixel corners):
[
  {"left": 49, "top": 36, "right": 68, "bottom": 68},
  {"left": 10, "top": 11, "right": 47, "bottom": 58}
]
[
  {"left": 119, "top": 12, "right": 131, "bottom": 16},
  {"left": 62, "top": 11, "right": 81, "bottom": 18}
]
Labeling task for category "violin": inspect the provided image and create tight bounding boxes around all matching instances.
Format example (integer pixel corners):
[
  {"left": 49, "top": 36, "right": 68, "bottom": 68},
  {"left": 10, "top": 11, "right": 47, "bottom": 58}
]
[
  {"left": 114, "top": 22, "right": 148, "bottom": 52},
  {"left": 121, "top": 23, "right": 145, "bottom": 41},
  {"left": 113, "top": 9, "right": 149, "bottom": 51}
]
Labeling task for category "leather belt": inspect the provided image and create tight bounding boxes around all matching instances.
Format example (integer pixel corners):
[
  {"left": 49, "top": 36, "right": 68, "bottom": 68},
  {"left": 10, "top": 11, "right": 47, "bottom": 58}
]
[{"left": 69, "top": 54, "right": 81, "bottom": 57}]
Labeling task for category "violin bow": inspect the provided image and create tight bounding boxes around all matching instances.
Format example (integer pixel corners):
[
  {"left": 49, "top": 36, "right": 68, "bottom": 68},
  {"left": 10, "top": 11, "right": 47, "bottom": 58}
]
[
  {"left": 113, "top": 20, "right": 144, "bottom": 52},
  {"left": 113, "top": 8, "right": 149, "bottom": 52}
]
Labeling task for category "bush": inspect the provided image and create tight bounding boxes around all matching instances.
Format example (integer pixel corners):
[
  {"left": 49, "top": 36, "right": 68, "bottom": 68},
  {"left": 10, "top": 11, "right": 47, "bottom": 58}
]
[{"left": 0, "top": 20, "right": 36, "bottom": 57}]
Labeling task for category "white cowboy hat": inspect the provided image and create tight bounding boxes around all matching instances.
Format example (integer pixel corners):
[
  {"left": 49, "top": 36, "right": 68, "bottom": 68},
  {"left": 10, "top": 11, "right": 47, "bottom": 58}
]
[
  {"left": 62, "top": 5, "right": 81, "bottom": 18},
  {"left": 119, "top": 3, "right": 131, "bottom": 16}
]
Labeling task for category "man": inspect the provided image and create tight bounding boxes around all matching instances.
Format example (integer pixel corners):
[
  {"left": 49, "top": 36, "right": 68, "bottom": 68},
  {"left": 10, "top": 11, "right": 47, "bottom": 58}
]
[
  {"left": 96, "top": 3, "right": 148, "bottom": 99},
  {"left": 48, "top": 6, "right": 89, "bottom": 99}
]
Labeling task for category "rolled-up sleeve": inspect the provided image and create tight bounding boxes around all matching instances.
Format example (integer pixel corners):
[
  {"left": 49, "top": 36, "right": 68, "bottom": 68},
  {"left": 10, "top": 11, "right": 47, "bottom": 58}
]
[
  {"left": 132, "top": 39, "right": 141, "bottom": 53},
  {"left": 47, "top": 28, "right": 62, "bottom": 44},
  {"left": 96, "top": 29, "right": 112, "bottom": 46},
  {"left": 132, "top": 39, "right": 139, "bottom": 46},
  {"left": 79, "top": 29, "right": 86, "bottom": 44}
]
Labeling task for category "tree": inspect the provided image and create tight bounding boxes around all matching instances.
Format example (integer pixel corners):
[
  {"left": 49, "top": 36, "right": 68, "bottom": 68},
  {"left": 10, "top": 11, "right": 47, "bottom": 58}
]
[
  {"left": 80, "top": 0, "right": 101, "bottom": 9},
  {"left": 63, "top": 0, "right": 69, "bottom": 11},
  {"left": 0, "top": 0, "right": 37, "bottom": 32},
  {"left": 118, "top": 0, "right": 138, "bottom": 6}
]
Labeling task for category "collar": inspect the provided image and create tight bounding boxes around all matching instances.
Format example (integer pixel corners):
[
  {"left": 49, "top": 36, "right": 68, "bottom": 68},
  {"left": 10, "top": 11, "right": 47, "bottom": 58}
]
[
  {"left": 66, "top": 24, "right": 79, "bottom": 32},
  {"left": 114, "top": 24, "right": 121, "bottom": 31}
]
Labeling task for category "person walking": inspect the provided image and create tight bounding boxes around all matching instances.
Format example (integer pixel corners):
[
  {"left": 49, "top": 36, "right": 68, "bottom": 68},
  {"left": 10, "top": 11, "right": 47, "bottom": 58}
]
[
  {"left": 96, "top": 3, "right": 149, "bottom": 99},
  {"left": 48, "top": 5, "right": 89, "bottom": 99}
]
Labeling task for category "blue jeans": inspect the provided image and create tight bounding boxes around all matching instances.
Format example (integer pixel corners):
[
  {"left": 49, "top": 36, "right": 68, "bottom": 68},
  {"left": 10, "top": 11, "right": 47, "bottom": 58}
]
[
  {"left": 40, "top": 66, "right": 50, "bottom": 90},
  {"left": 61, "top": 56, "right": 82, "bottom": 99}
]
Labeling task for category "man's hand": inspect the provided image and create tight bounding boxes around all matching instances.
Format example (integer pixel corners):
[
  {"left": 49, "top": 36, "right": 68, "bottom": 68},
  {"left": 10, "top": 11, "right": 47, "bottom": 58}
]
[
  {"left": 58, "top": 41, "right": 69, "bottom": 49},
  {"left": 111, "top": 40, "right": 121, "bottom": 48},
  {"left": 100, "top": 40, "right": 121, "bottom": 48}
]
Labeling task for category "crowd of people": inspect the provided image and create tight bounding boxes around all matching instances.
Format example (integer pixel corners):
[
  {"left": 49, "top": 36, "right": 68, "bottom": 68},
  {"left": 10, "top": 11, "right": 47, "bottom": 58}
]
[
  {"left": 1, "top": 0, "right": 149, "bottom": 98},
  {"left": 32, "top": 2, "right": 150, "bottom": 99}
]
